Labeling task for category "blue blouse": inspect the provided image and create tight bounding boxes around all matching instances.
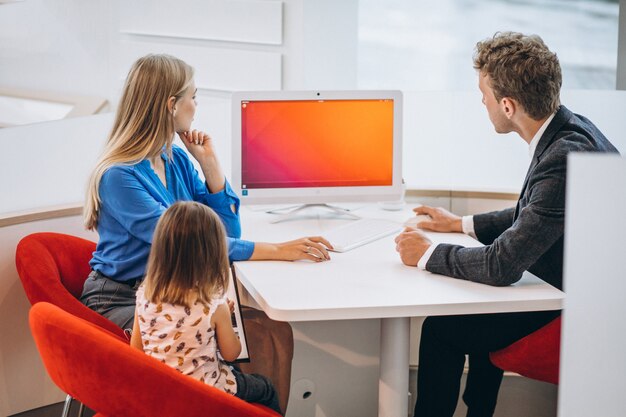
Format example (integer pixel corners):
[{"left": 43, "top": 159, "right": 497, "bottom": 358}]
[{"left": 90, "top": 145, "right": 255, "bottom": 283}]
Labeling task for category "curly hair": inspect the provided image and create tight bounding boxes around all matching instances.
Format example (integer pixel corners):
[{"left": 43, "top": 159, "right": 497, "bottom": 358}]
[{"left": 473, "top": 32, "right": 561, "bottom": 120}]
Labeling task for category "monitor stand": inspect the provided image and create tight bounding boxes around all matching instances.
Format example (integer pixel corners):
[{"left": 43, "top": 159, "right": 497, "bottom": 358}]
[{"left": 267, "top": 203, "right": 361, "bottom": 224}]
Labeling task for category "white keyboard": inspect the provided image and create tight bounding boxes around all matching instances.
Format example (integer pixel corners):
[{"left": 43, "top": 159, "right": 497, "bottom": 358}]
[{"left": 323, "top": 218, "right": 403, "bottom": 252}]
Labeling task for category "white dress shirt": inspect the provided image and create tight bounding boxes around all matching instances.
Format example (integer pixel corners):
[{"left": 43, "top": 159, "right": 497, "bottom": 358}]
[{"left": 417, "top": 112, "right": 556, "bottom": 270}]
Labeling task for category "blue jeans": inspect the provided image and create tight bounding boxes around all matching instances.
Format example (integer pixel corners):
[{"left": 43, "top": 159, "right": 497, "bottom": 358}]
[
  {"left": 80, "top": 270, "right": 139, "bottom": 331},
  {"left": 233, "top": 367, "right": 282, "bottom": 415}
]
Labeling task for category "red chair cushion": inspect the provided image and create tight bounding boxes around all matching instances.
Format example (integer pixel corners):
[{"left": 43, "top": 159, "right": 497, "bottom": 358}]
[{"left": 490, "top": 316, "right": 561, "bottom": 384}]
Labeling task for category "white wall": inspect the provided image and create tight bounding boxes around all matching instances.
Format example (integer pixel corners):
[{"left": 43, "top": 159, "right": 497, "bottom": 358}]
[
  {"left": 0, "top": 0, "right": 359, "bottom": 106},
  {"left": 558, "top": 155, "right": 626, "bottom": 417},
  {"left": 0, "top": 0, "right": 116, "bottom": 101},
  {"left": 300, "top": 0, "right": 358, "bottom": 89},
  {"left": 0, "top": 114, "right": 112, "bottom": 214},
  {"left": 403, "top": 90, "right": 626, "bottom": 193}
]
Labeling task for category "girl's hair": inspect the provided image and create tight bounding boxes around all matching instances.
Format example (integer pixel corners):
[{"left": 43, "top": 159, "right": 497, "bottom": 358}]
[
  {"left": 84, "top": 54, "right": 194, "bottom": 230},
  {"left": 143, "top": 201, "right": 231, "bottom": 307}
]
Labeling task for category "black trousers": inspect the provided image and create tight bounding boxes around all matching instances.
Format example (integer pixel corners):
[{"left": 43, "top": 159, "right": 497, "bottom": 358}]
[
  {"left": 233, "top": 368, "right": 283, "bottom": 415},
  {"left": 413, "top": 309, "right": 560, "bottom": 417}
]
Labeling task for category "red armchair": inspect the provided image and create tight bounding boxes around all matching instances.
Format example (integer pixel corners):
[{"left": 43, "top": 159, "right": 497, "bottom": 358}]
[
  {"left": 16, "top": 232, "right": 127, "bottom": 416},
  {"left": 490, "top": 316, "right": 562, "bottom": 385},
  {"left": 15, "top": 232, "right": 125, "bottom": 340},
  {"left": 16, "top": 232, "right": 294, "bottom": 412},
  {"left": 29, "top": 302, "right": 281, "bottom": 417}
]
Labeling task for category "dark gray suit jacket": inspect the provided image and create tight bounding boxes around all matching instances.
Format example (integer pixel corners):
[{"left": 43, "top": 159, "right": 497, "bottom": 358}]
[{"left": 426, "top": 106, "right": 618, "bottom": 290}]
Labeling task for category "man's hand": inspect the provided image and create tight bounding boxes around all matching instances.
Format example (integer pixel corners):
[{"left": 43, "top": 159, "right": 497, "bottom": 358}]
[
  {"left": 413, "top": 205, "right": 463, "bottom": 233},
  {"left": 394, "top": 227, "right": 433, "bottom": 267}
]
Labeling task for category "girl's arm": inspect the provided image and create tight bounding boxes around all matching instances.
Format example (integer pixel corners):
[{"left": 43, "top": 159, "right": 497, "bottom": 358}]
[
  {"left": 211, "top": 303, "right": 242, "bottom": 362},
  {"left": 130, "top": 312, "right": 143, "bottom": 351}
]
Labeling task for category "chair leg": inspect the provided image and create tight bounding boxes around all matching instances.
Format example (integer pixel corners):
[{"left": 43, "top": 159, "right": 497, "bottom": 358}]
[
  {"left": 61, "top": 393, "right": 86, "bottom": 417},
  {"left": 61, "top": 394, "right": 72, "bottom": 417},
  {"left": 77, "top": 401, "right": 85, "bottom": 417}
]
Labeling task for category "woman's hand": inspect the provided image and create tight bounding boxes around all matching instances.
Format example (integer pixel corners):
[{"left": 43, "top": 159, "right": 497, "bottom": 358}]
[
  {"left": 412, "top": 205, "right": 463, "bottom": 233},
  {"left": 251, "top": 236, "right": 333, "bottom": 262},
  {"left": 178, "top": 130, "right": 225, "bottom": 193},
  {"left": 178, "top": 130, "right": 217, "bottom": 165}
]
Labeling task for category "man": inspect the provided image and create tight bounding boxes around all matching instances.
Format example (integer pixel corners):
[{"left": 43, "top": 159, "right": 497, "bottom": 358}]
[{"left": 395, "top": 32, "right": 618, "bottom": 417}]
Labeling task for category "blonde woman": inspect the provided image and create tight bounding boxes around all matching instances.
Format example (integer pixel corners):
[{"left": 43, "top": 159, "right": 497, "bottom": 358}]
[
  {"left": 81, "top": 54, "right": 331, "bottom": 330},
  {"left": 80, "top": 54, "right": 327, "bottom": 411}
]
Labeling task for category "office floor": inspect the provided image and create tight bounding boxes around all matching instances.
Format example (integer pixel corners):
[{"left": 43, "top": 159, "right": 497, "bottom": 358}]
[{"left": 10, "top": 402, "right": 95, "bottom": 417}]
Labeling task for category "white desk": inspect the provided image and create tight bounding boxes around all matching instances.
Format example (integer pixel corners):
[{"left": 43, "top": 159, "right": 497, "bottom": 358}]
[{"left": 234, "top": 204, "right": 564, "bottom": 417}]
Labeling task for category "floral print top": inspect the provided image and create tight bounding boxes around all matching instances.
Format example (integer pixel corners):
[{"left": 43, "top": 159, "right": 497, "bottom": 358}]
[{"left": 135, "top": 285, "right": 237, "bottom": 394}]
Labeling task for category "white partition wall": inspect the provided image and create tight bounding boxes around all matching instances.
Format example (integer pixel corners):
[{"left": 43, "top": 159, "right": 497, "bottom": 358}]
[
  {"left": 558, "top": 154, "right": 626, "bottom": 417},
  {"left": 0, "top": 0, "right": 360, "bottom": 110},
  {"left": 119, "top": 40, "right": 282, "bottom": 93},
  {"left": 402, "top": 90, "right": 626, "bottom": 193},
  {"left": 0, "top": 114, "right": 112, "bottom": 214},
  {"left": 119, "top": 0, "right": 284, "bottom": 45}
]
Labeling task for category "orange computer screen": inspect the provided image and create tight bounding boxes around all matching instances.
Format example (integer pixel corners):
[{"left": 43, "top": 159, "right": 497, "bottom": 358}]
[{"left": 241, "top": 99, "right": 394, "bottom": 189}]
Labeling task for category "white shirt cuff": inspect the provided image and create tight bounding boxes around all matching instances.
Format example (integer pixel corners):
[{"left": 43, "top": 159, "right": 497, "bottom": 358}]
[
  {"left": 462, "top": 215, "right": 477, "bottom": 239},
  {"left": 417, "top": 243, "right": 439, "bottom": 270}
]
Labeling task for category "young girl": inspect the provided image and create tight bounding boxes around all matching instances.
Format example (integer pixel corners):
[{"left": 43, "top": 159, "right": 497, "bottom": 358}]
[{"left": 130, "top": 201, "right": 282, "bottom": 415}]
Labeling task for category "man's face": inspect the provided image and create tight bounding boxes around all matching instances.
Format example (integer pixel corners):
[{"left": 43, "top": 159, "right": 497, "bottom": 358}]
[{"left": 478, "top": 73, "right": 513, "bottom": 134}]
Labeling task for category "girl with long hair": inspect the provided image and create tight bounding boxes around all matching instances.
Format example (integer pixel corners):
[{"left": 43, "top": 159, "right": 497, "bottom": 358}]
[{"left": 131, "top": 202, "right": 281, "bottom": 414}]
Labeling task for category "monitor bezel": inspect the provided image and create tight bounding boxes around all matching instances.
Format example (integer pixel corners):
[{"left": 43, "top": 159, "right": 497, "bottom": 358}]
[{"left": 231, "top": 90, "right": 403, "bottom": 205}]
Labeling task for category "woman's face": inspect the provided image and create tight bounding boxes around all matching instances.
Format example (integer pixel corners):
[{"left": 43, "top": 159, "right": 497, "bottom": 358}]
[{"left": 173, "top": 80, "right": 197, "bottom": 133}]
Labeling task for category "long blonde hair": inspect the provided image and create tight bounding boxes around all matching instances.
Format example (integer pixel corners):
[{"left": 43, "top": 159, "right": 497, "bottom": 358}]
[
  {"left": 143, "top": 201, "right": 231, "bottom": 307},
  {"left": 84, "top": 54, "right": 194, "bottom": 230}
]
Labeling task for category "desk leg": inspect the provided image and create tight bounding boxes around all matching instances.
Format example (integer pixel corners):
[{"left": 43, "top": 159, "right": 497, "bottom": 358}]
[{"left": 379, "top": 317, "right": 410, "bottom": 417}]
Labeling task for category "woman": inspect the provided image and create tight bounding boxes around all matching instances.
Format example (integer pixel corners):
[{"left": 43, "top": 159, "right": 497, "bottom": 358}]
[
  {"left": 80, "top": 54, "right": 329, "bottom": 411},
  {"left": 82, "top": 54, "right": 331, "bottom": 330}
]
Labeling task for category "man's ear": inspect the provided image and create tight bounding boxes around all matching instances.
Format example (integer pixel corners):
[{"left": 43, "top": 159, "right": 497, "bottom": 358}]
[
  {"left": 167, "top": 96, "right": 177, "bottom": 115},
  {"left": 500, "top": 97, "right": 516, "bottom": 119}
]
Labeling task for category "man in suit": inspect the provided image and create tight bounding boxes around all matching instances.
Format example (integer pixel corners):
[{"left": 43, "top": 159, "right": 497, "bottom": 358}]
[{"left": 395, "top": 32, "right": 618, "bottom": 417}]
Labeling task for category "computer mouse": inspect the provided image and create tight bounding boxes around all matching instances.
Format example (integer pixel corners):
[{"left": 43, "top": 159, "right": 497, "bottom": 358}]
[{"left": 403, "top": 214, "right": 431, "bottom": 228}]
